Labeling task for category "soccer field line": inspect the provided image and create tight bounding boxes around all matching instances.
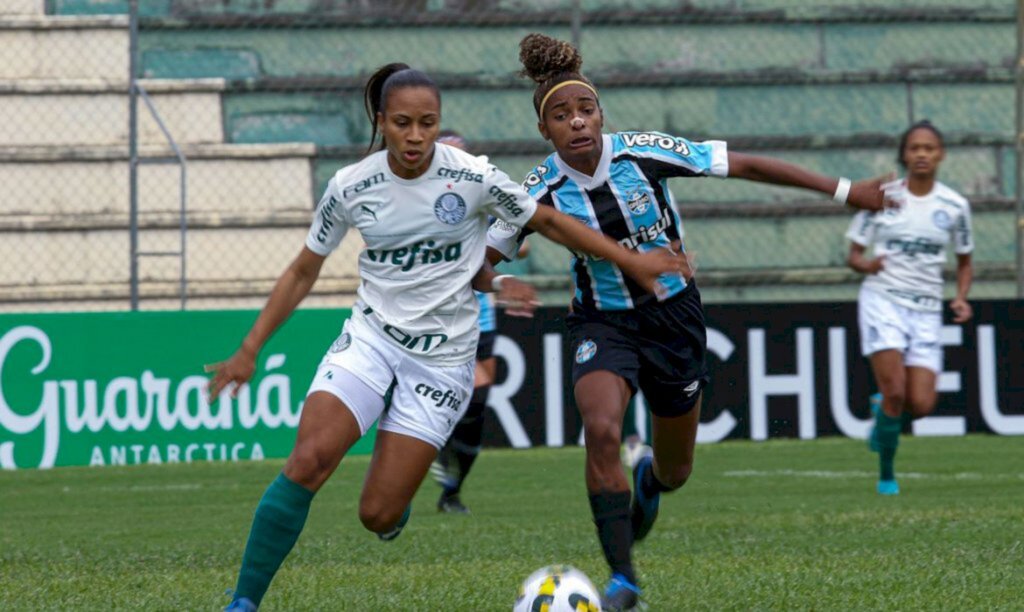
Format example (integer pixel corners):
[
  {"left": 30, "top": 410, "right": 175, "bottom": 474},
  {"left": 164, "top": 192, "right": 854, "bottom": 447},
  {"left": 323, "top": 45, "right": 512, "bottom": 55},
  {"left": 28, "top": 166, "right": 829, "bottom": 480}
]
[
  {"left": 59, "top": 483, "right": 207, "bottom": 493},
  {"left": 722, "top": 469, "right": 1024, "bottom": 481}
]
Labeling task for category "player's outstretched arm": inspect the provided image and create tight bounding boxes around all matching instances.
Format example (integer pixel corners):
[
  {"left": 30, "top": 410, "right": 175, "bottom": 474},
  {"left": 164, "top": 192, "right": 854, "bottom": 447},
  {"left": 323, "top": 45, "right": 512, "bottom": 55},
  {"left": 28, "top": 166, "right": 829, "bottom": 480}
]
[
  {"left": 727, "top": 151, "right": 888, "bottom": 212},
  {"left": 525, "top": 204, "right": 682, "bottom": 297},
  {"left": 206, "top": 247, "right": 326, "bottom": 398}
]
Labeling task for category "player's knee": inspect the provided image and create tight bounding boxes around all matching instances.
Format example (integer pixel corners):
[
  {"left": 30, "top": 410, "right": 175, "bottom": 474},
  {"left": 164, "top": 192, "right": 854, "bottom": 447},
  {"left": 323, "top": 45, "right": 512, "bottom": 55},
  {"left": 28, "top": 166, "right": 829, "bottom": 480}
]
[
  {"left": 283, "top": 445, "right": 333, "bottom": 489},
  {"left": 657, "top": 461, "right": 692, "bottom": 490},
  {"left": 358, "top": 499, "right": 404, "bottom": 533},
  {"left": 906, "top": 394, "right": 937, "bottom": 417},
  {"left": 582, "top": 416, "right": 621, "bottom": 460}
]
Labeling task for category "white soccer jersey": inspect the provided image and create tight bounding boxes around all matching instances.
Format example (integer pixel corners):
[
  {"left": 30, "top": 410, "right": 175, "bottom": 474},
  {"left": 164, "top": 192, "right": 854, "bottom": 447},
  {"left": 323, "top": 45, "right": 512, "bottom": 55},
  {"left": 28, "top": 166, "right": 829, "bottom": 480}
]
[
  {"left": 846, "top": 180, "right": 973, "bottom": 312},
  {"left": 306, "top": 143, "right": 538, "bottom": 365}
]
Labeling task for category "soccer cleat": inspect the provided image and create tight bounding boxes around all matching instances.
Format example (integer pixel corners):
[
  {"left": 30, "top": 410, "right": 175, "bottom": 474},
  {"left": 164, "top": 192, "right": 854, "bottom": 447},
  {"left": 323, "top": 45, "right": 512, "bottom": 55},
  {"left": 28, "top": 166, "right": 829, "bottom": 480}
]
[
  {"left": 601, "top": 573, "right": 642, "bottom": 611},
  {"left": 377, "top": 505, "right": 411, "bottom": 542},
  {"left": 877, "top": 479, "right": 900, "bottom": 496},
  {"left": 437, "top": 491, "right": 470, "bottom": 514},
  {"left": 867, "top": 393, "right": 883, "bottom": 452},
  {"left": 224, "top": 596, "right": 258, "bottom": 612},
  {"left": 630, "top": 454, "right": 661, "bottom": 542},
  {"left": 430, "top": 445, "right": 459, "bottom": 490}
]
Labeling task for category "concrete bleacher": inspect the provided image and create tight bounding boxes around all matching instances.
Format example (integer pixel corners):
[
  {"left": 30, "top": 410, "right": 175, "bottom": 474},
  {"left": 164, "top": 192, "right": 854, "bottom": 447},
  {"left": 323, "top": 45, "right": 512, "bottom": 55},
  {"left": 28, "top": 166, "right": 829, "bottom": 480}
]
[
  {"left": 0, "top": 3, "right": 347, "bottom": 311},
  {"left": 4, "top": 0, "right": 1016, "bottom": 309}
]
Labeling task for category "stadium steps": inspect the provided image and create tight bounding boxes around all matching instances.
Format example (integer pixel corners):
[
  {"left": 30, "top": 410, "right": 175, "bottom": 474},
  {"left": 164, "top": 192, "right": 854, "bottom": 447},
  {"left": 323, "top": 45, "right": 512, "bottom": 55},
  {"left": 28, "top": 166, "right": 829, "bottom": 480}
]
[
  {"left": 0, "top": 14, "right": 128, "bottom": 80},
  {"left": 1, "top": 0, "right": 43, "bottom": 15},
  {"left": 0, "top": 276, "right": 361, "bottom": 312},
  {"left": 0, "top": 142, "right": 316, "bottom": 215},
  {"left": 0, "top": 78, "right": 224, "bottom": 146},
  {"left": 0, "top": 223, "right": 360, "bottom": 288},
  {"left": 51, "top": 0, "right": 1015, "bottom": 17},
  {"left": 134, "top": 17, "right": 1013, "bottom": 81}
]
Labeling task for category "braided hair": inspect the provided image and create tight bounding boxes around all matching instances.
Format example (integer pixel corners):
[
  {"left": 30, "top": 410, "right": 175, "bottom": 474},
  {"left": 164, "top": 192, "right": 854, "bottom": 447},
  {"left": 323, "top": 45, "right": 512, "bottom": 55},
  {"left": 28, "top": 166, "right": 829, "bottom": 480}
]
[{"left": 518, "top": 33, "right": 597, "bottom": 118}]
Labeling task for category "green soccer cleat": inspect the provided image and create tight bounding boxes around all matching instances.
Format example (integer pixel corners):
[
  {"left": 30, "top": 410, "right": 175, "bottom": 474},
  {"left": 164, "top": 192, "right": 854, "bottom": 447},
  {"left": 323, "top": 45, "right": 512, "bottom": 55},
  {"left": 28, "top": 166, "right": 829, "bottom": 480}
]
[
  {"left": 377, "top": 505, "right": 412, "bottom": 542},
  {"left": 224, "top": 596, "right": 257, "bottom": 611},
  {"left": 877, "top": 479, "right": 900, "bottom": 496}
]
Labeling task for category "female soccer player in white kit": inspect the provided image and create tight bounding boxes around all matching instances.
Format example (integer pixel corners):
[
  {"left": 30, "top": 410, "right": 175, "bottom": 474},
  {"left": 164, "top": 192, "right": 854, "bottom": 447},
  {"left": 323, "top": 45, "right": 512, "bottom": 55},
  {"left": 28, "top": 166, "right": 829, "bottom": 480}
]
[
  {"left": 207, "top": 63, "right": 682, "bottom": 611},
  {"left": 846, "top": 120, "right": 974, "bottom": 496}
]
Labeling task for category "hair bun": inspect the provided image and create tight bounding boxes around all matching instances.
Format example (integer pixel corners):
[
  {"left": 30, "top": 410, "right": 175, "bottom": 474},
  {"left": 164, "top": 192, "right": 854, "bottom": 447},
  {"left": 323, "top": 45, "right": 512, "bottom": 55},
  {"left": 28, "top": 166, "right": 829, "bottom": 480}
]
[{"left": 519, "top": 33, "right": 583, "bottom": 84}]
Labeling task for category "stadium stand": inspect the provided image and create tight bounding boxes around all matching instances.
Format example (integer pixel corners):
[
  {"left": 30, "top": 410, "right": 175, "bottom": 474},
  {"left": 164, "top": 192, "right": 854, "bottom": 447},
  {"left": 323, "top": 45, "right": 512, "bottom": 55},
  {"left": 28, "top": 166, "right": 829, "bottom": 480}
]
[{"left": 1, "top": 0, "right": 1016, "bottom": 309}]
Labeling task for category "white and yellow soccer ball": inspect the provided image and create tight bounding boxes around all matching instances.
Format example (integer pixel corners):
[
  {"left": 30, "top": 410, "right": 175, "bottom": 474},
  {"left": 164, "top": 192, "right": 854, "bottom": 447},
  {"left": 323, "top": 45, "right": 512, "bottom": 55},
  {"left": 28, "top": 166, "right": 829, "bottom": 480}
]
[{"left": 513, "top": 564, "right": 602, "bottom": 612}]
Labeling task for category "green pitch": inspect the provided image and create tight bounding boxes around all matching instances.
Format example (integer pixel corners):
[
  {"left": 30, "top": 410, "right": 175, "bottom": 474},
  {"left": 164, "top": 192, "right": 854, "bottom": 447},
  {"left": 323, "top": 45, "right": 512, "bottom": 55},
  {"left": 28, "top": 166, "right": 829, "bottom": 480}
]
[{"left": 1, "top": 435, "right": 1021, "bottom": 610}]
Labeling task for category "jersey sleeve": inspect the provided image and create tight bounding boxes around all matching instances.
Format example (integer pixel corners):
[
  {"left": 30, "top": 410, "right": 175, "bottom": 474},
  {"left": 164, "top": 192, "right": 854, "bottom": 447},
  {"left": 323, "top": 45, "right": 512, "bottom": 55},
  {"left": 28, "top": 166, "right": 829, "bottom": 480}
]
[
  {"left": 845, "top": 210, "right": 876, "bottom": 247},
  {"left": 486, "top": 217, "right": 530, "bottom": 262},
  {"left": 619, "top": 131, "right": 728, "bottom": 179},
  {"left": 305, "top": 177, "right": 350, "bottom": 256},
  {"left": 481, "top": 164, "right": 539, "bottom": 226},
  {"left": 953, "top": 200, "right": 974, "bottom": 255}
]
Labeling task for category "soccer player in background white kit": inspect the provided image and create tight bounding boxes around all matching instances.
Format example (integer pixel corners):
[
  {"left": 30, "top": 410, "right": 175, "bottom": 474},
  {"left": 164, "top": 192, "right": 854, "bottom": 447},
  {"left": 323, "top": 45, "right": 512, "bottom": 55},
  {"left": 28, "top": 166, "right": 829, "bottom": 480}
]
[
  {"left": 429, "top": 129, "right": 532, "bottom": 514},
  {"left": 207, "top": 63, "right": 682, "bottom": 611},
  {"left": 846, "top": 120, "right": 974, "bottom": 496}
]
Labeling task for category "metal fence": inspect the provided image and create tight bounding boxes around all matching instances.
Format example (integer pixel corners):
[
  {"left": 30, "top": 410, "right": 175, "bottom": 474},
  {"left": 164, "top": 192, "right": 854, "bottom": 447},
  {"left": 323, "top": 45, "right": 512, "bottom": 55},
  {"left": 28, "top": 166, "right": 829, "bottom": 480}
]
[{"left": 0, "top": 0, "right": 1020, "bottom": 312}]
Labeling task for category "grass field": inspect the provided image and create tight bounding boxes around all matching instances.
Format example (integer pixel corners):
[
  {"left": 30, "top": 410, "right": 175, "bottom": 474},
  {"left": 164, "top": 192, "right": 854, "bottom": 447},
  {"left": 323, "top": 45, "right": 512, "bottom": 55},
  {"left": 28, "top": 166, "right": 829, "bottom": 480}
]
[{"left": 2, "top": 435, "right": 1021, "bottom": 610}]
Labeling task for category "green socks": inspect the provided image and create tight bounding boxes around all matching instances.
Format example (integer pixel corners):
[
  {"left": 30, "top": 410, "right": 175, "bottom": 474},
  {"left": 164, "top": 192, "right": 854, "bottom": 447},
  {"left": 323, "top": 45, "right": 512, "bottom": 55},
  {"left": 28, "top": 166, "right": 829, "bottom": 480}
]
[
  {"left": 875, "top": 410, "right": 903, "bottom": 482},
  {"left": 234, "top": 473, "right": 315, "bottom": 606}
]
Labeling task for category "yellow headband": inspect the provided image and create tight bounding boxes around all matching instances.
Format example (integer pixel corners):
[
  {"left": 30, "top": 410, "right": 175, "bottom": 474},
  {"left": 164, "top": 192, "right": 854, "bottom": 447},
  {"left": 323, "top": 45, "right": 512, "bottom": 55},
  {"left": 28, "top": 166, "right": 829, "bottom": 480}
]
[{"left": 538, "top": 79, "right": 598, "bottom": 117}]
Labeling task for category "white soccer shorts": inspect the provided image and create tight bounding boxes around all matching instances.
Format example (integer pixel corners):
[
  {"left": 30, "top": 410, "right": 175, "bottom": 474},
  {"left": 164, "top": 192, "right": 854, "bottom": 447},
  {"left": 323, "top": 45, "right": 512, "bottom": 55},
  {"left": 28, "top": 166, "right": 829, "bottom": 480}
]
[
  {"left": 857, "top": 286, "right": 943, "bottom": 373},
  {"left": 305, "top": 314, "right": 474, "bottom": 449}
]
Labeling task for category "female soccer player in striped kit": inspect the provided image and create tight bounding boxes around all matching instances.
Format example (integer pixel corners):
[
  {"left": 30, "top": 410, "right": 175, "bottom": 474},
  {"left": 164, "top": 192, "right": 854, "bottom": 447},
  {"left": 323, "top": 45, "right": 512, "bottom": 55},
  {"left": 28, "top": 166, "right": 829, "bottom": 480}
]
[
  {"left": 847, "top": 120, "right": 973, "bottom": 496},
  {"left": 487, "top": 33, "right": 891, "bottom": 611},
  {"left": 209, "top": 62, "right": 682, "bottom": 611}
]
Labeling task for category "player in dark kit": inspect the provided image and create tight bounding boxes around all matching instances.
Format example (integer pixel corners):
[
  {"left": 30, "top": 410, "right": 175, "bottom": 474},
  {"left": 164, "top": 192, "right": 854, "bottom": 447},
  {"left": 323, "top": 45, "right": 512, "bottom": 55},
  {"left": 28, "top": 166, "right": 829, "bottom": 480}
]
[{"left": 487, "top": 33, "right": 892, "bottom": 611}]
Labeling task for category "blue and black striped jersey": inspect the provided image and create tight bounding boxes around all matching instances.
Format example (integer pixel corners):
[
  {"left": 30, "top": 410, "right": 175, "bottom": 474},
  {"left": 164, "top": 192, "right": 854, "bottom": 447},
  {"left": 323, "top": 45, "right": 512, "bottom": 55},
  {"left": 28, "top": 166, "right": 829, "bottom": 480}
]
[{"left": 488, "top": 131, "right": 727, "bottom": 311}]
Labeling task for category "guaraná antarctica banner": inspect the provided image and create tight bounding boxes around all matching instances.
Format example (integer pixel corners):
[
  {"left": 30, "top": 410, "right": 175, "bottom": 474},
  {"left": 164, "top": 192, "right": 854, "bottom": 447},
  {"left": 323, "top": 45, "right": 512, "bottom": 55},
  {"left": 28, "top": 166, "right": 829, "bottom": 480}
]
[{"left": 1, "top": 301, "right": 1022, "bottom": 469}]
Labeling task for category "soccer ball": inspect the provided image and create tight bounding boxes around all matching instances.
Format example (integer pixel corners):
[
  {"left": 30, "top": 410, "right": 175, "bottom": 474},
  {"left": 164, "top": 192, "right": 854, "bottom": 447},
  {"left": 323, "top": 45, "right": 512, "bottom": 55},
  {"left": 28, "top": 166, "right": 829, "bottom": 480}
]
[{"left": 513, "top": 565, "right": 602, "bottom": 612}]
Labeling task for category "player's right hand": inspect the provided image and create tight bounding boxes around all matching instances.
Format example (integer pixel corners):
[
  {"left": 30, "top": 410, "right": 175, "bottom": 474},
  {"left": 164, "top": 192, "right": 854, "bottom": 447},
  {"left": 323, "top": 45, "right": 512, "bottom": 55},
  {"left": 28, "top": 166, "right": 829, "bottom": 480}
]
[
  {"left": 205, "top": 346, "right": 257, "bottom": 401},
  {"left": 864, "top": 255, "right": 885, "bottom": 275}
]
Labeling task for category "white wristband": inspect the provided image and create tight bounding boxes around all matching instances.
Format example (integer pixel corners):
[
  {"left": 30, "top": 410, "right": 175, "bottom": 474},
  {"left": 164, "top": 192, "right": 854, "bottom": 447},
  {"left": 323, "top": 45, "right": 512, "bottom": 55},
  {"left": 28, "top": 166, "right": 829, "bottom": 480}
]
[
  {"left": 491, "top": 274, "right": 514, "bottom": 292},
  {"left": 833, "top": 177, "right": 851, "bottom": 204}
]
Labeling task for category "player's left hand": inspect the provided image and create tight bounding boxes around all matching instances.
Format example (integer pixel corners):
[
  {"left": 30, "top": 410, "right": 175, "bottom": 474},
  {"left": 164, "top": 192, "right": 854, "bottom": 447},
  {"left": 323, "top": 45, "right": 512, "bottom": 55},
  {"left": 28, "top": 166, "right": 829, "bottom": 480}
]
[
  {"left": 496, "top": 277, "right": 542, "bottom": 317},
  {"left": 848, "top": 174, "right": 901, "bottom": 212},
  {"left": 950, "top": 297, "right": 973, "bottom": 323}
]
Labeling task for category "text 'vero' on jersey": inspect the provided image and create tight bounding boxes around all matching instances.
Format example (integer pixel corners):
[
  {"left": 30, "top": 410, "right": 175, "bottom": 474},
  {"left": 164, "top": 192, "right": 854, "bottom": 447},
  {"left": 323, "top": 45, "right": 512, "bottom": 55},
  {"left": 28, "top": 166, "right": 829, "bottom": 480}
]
[
  {"left": 305, "top": 143, "right": 538, "bottom": 365},
  {"left": 487, "top": 131, "right": 727, "bottom": 311},
  {"left": 846, "top": 180, "right": 973, "bottom": 312}
]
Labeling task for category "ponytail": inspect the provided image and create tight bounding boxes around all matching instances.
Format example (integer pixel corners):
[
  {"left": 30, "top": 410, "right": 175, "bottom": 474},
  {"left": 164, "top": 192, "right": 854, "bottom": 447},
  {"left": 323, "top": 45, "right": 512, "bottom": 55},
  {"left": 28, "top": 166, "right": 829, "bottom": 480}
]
[{"left": 363, "top": 63, "right": 440, "bottom": 153}]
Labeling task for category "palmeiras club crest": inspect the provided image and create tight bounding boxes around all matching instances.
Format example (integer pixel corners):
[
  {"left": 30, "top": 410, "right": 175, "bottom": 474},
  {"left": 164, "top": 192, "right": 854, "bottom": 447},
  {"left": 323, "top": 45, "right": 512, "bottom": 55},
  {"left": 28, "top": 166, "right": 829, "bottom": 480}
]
[{"left": 434, "top": 192, "right": 467, "bottom": 225}]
